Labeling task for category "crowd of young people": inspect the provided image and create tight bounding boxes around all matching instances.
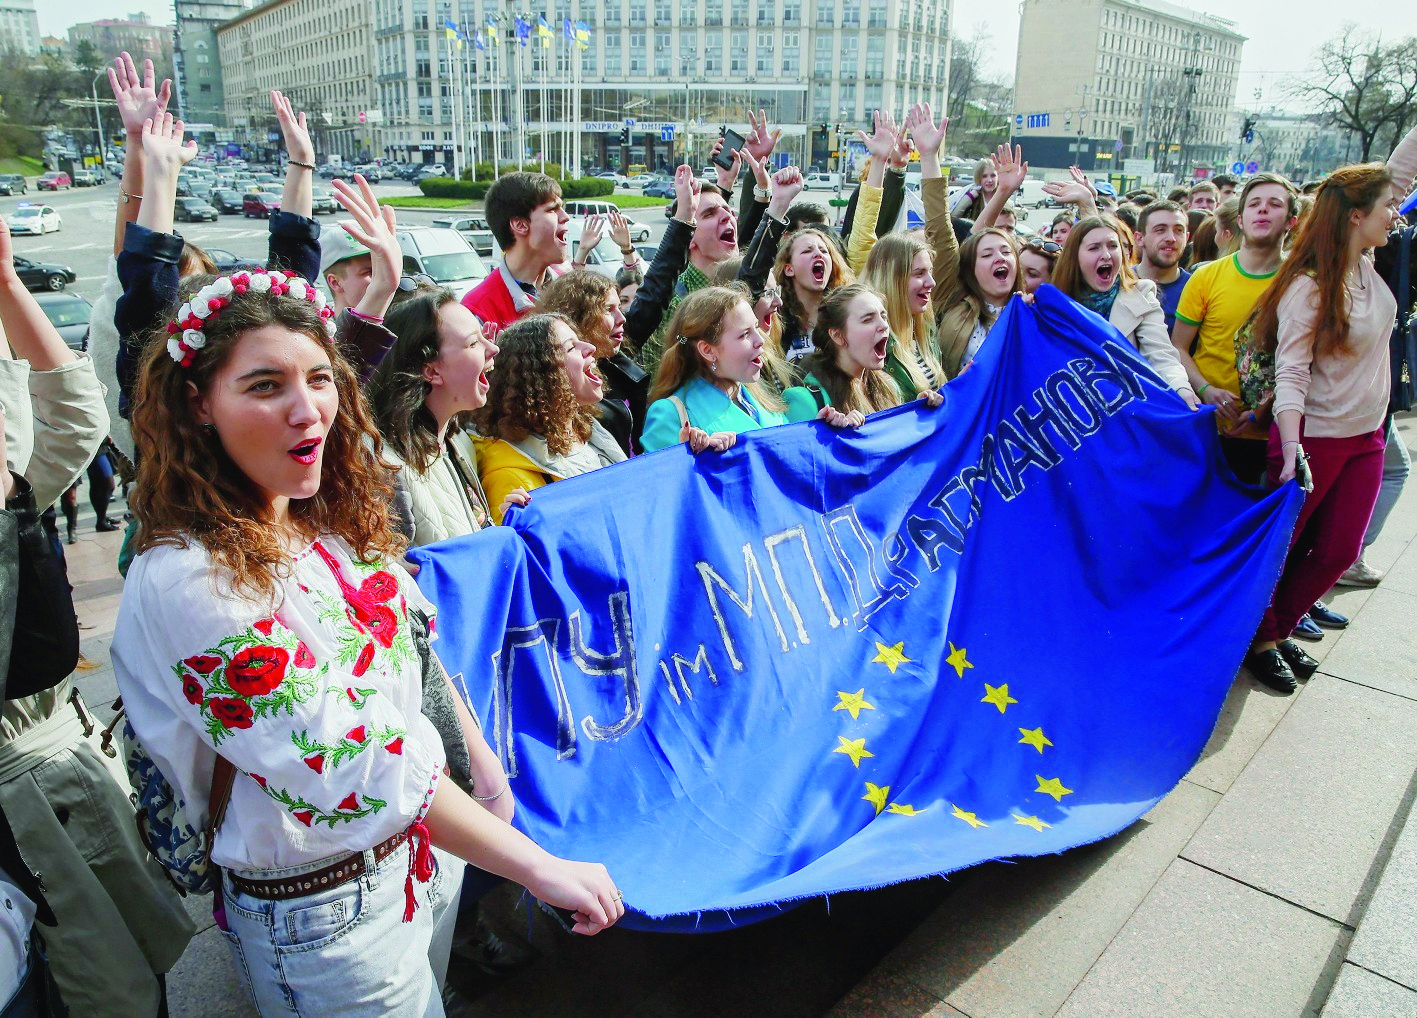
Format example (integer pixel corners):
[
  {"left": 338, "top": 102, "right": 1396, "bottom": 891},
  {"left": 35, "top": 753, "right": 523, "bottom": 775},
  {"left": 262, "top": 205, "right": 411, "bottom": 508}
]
[{"left": 3, "top": 50, "right": 1415, "bottom": 1015}]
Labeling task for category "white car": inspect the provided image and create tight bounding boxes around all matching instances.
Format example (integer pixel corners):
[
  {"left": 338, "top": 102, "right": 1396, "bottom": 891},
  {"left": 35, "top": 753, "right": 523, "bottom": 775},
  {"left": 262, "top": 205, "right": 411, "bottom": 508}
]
[
  {"left": 595, "top": 171, "right": 628, "bottom": 187},
  {"left": 5, "top": 204, "right": 62, "bottom": 235},
  {"left": 626, "top": 173, "right": 655, "bottom": 188},
  {"left": 563, "top": 218, "right": 645, "bottom": 281}
]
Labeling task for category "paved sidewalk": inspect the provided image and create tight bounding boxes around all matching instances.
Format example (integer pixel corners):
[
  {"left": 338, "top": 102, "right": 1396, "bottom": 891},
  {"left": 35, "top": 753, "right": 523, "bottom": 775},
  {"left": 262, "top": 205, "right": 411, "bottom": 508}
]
[
  {"left": 64, "top": 417, "right": 1417, "bottom": 1016},
  {"left": 832, "top": 414, "right": 1417, "bottom": 1018}
]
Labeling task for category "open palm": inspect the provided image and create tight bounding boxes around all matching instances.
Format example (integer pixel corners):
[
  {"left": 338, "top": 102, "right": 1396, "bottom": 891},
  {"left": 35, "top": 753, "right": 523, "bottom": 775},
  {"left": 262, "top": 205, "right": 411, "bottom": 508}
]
[{"left": 108, "top": 51, "right": 171, "bottom": 135}]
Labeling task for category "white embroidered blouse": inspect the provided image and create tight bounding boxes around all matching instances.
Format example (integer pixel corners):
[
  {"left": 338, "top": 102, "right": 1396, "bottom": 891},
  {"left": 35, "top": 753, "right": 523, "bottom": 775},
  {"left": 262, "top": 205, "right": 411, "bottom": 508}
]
[{"left": 112, "top": 536, "right": 445, "bottom": 873}]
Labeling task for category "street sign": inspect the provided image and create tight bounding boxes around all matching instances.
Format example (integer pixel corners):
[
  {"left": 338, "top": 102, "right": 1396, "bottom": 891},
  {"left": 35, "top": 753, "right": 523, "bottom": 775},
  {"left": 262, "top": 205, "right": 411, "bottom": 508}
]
[
  {"left": 660, "top": 126, "right": 674, "bottom": 142},
  {"left": 624, "top": 117, "right": 636, "bottom": 128},
  {"left": 1015, "top": 114, "right": 1024, "bottom": 126},
  {"left": 1123, "top": 159, "right": 1152, "bottom": 175},
  {"left": 1231, "top": 161, "right": 1245, "bottom": 174},
  {"left": 1245, "top": 160, "right": 1259, "bottom": 174},
  {"left": 1245, "top": 131, "right": 1254, "bottom": 144}
]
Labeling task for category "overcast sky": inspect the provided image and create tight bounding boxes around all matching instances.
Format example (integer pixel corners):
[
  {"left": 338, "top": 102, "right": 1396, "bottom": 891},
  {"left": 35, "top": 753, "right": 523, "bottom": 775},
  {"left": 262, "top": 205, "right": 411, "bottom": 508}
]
[{"left": 42, "top": 1, "right": 1417, "bottom": 115}]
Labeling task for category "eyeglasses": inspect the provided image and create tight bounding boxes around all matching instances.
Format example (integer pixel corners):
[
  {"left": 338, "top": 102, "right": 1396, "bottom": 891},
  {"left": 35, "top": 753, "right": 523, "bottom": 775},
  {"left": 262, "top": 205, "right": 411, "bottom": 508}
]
[
  {"left": 397, "top": 272, "right": 436, "bottom": 291},
  {"left": 1023, "top": 239, "right": 1061, "bottom": 256},
  {"left": 761, "top": 286, "right": 782, "bottom": 301}
]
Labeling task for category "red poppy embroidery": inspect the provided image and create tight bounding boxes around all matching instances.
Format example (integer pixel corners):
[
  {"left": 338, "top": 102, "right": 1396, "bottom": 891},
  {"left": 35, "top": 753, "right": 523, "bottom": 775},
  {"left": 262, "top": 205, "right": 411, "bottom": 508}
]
[
  {"left": 385, "top": 738, "right": 404, "bottom": 755},
  {"left": 208, "top": 697, "right": 254, "bottom": 730},
  {"left": 294, "top": 643, "right": 316, "bottom": 669},
  {"left": 361, "top": 604, "right": 399, "bottom": 649},
  {"left": 351, "top": 643, "right": 375, "bottom": 677},
  {"left": 347, "top": 726, "right": 367, "bottom": 743},
  {"left": 184, "top": 654, "right": 222, "bottom": 675},
  {"left": 226, "top": 645, "right": 290, "bottom": 697},
  {"left": 292, "top": 810, "right": 315, "bottom": 827},
  {"left": 251, "top": 774, "right": 268, "bottom": 788},
  {"left": 337, "top": 793, "right": 360, "bottom": 811},
  {"left": 359, "top": 572, "right": 399, "bottom": 603},
  {"left": 181, "top": 674, "right": 204, "bottom": 706},
  {"left": 253, "top": 618, "right": 276, "bottom": 636},
  {"left": 304, "top": 754, "right": 325, "bottom": 774}
]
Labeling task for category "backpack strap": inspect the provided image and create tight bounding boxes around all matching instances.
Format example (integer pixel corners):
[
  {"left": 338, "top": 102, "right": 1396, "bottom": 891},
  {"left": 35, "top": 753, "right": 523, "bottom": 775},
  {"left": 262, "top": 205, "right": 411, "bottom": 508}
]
[
  {"left": 806, "top": 384, "right": 828, "bottom": 412},
  {"left": 668, "top": 395, "right": 691, "bottom": 430},
  {"left": 207, "top": 755, "right": 237, "bottom": 844}
]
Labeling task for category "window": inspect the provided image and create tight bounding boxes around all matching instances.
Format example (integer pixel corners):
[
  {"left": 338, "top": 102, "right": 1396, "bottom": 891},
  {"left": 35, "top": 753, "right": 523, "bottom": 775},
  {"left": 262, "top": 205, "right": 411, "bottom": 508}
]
[
  {"left": 603, "top": 0, "right": 621, "bottom": 25},
  {"left": 630, "top": 0, "right": 647, "bottom": 24},
  {"left": 655, "top": 0, "right": 672, "bottom": 22},
  {"left": 783, "top": 0, "right": 799, "bottom": 23},
  {"left": 816, "top": 2, "right": 833, "bottom": 27},
  {"left": 731, "top": 0, "right": 748, "bottom": 25},
  {"left": 813, "top": 33, "right": 832, "bottom": 77},
  {"left": 867, "top": 0, "right": 886, "bottom": 28},
  {"left": 839, "top": 81, "right": 856, "bottom": 114},
  {"left": 757, "top": 0, "right": 774, "bottom": 25},
  {"left": 839, "top": 33, "right": 858, "bottom": 76},
  {"left": 680, "top": 0, "right": 697, "bottom": 24},
  {"left": 705, "top": 0, "right": 721, "bottom": 25}
]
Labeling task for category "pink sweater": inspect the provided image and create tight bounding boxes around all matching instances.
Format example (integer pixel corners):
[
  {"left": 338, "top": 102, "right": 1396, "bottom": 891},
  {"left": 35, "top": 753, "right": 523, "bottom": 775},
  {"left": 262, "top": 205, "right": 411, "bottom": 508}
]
[{"left": 1272, "top": 126, "right": 1417, "bottom": 437}]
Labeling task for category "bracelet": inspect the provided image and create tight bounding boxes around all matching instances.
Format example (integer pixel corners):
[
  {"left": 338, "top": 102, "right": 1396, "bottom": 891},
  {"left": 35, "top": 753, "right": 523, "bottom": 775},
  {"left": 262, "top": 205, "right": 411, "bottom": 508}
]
[
  {"left": 347, "top": 309, "right": 384, "bottom": 325},
  {"left": 571, "top": 259, "right": 586, "bottom": 269},
  {"left": 1282, "top": 440, "right": 1302, "bottom": 448},
  {"left": 120, "top": 189, "right": 141, "bottom": 204},
  {"left": 1197, "top": 382, "right": 1210, "bottom": 395},
  {"left": 288, "top": 159, "right": 316, "bottom": 170},
  {"left": 619, "top": 245, "right": 635, "bottom": 255},
  {"left": 471, "top": 784, "right": 507, "bottom": 803},
  {"left": 753, "top": 184, "right": 771, "bottom": 201}
]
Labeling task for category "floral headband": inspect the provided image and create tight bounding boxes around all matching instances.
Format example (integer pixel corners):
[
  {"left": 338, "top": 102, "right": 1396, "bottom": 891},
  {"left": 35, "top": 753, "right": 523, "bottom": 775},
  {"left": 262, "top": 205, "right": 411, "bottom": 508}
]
[{"left": 165, "top": 270, "right": 337, "bottom": 367}]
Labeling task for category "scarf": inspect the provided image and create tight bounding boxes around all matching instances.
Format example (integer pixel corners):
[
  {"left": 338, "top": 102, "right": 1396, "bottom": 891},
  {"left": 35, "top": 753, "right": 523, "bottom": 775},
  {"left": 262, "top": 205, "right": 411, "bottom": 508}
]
[{"left": 1078, "top": 280, "right": 1121, "bottom": 320}]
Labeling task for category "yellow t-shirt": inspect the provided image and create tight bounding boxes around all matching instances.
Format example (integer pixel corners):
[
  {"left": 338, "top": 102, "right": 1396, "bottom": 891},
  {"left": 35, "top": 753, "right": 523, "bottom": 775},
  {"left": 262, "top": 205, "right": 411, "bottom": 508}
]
[{"left": 1174, "top": 252, "right": 1278, "bottom": 395}]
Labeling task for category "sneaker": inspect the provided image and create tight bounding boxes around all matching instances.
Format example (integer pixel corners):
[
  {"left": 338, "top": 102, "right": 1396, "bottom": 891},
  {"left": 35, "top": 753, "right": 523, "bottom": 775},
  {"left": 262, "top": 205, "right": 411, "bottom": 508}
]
[
  {"left": 1291, "top": 616, "right": 1324, "bottom": 643},
  {"left": 1307, "top": 601, "right": 1349, "bottom": 629},
  {"left": 1336, "top": 554, "right": 1384, "bottom": 588},
  {"left": 1245, "top": 648, "right": 1297, "bottom": 694}
]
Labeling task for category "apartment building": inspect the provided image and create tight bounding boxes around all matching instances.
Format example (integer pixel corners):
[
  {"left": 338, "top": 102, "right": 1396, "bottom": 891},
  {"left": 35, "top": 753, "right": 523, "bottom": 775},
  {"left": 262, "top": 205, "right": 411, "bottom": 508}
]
[
  {"left": 177, "top": 0, "right": 254, "bottom": 129},
  {"left": 1013, "top": 0, "right": 1244, "bottom": 174},
  {"left": 218, "top": 0, "right": 377, "bottom": 158},
  {"left": 68, "top": 15, "right": 175, "bottom": 83},
  {"left": 0, "top": 0, "right": 40, "bottom": 55}
]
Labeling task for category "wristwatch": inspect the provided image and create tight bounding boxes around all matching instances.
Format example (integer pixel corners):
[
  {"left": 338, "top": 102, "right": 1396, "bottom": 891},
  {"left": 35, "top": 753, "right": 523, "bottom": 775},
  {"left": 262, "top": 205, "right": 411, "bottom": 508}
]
[{"left": 753, "top": 184, "right": 771, "bottom": 201}]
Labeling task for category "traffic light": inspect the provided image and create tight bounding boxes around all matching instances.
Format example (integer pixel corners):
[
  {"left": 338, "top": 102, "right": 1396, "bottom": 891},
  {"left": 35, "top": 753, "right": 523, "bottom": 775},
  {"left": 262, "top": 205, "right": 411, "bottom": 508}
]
[
  {"left": 1239, "top": 116, "right": 1256, "bottom": 143},
  {"left": 620, "top": 127, "right": 629, "bottom": 145}
]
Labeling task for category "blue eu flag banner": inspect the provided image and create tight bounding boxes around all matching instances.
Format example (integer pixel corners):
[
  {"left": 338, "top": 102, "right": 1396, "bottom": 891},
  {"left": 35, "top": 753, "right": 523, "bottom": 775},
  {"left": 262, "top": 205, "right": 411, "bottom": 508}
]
[{"left": 410, "top": 286, "right": 1302, "bottom": 931}]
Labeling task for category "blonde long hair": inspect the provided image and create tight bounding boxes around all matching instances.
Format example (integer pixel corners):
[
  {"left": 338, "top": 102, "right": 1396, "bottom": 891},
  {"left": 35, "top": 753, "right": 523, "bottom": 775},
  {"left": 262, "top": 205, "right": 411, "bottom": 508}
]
[
  {"left": 861, "top": 233, "right": 944, "bottom": 391},
  {"left": 648, "top": 284, "right": 786, "bottom": 412}
]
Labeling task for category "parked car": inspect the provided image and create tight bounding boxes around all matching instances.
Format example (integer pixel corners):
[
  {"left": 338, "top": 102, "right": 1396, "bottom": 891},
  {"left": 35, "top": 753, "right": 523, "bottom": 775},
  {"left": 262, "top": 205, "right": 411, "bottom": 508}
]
[
  {"left": 10, "top": 254, "right": 76, "bottom": 292},
  {"left": 412, "top": 165, "right": 448, "bottom": 181},
  {"left": 564, "top": 200, "right": 619, "bottom": 219},
  {"left": 633, "top": 242, "right": 659, "bottom": 263},
  {"left": 211, "top": 188, "right": 244, "bottom": 214},
  {"left": 176, "top": 196, "right": 219, "bottom": 222},
  {"left": 0, "top": 174, "right": 26, "bottom": 195},
  {"left": 595, "top": 171, "right": 628, "bottom": 187},
  {"left": 242, "top": 192, "right": 281, "bottom": 218},
  {"left": 33, "top": 291, "right": 91, "bottom": 348},
  {"left": 352, "top": 163, "right": 382, "bottom": 181},
  {"left": 625, "top": 221, "right": 652, "bottom": 242},
  {"left": 394, "top": 227, "right": 488, "bottom": 299},
  {"left": 803, "top": 172, "right": 841, "bottom": 190},
  {"left": 36, "top": 171, "right": 71, "bottom": 191},
  {"left": 71, "top": 169, "right": 100, "bottom": 187},
  {"left": 311, "top": 187, "right": 339, "bottom": 214},
  {"left": 206, "top": 248, "right": 263, "bottom": 273},
  {"left": 626, "top": 173, "right": 655, "bottom": 188},
  {"left": 565, "top": 219, "right": 637, "bottom": 281},
  {"left": 430, "top": 215, "right": 496, "bottom": 256},
  {"left": 643, "top": 179, "right": 675, "bottom": 198},
  {"left": 4, "top": 204, "right": 62, "bottom": 235}
]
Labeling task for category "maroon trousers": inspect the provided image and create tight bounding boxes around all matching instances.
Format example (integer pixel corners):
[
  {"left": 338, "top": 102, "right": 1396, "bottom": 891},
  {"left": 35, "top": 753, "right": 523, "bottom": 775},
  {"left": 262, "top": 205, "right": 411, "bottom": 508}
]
[{"left": 1256, "top": 424, "right": 1386, "bottom": 643}]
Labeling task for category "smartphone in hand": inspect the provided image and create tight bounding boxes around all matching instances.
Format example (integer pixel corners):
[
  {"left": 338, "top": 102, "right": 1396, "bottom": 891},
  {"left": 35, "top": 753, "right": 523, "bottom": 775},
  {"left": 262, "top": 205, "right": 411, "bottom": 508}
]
[{"left": 712, "top": 128, "right": 747, "bottom": 171}]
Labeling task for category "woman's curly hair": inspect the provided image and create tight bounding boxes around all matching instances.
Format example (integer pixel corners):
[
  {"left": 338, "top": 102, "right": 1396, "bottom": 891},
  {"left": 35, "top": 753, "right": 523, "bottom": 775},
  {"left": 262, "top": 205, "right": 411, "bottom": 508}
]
[
  {"left": 470, "top": 313, "right": 594, "bottom": 456},
  {"left": 129, "top": 274, "right": 404, "bottom": 600},
  {"left": 537, "top": 269, "right": 617, "bottom": 358}
]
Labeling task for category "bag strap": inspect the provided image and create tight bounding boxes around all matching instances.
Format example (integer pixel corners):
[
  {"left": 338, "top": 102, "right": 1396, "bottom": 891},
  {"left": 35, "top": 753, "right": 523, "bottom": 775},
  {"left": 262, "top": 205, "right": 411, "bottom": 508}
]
[
  {"left": 668, "top": 395, "right": 691, "bottom": 430},
  {"left": 807, "top": 384, "right": 828, "bottom": 412},
  {"left": 206, "top": 755, "right": 237, "bottom": 844},
  {"left": 1398, "top": 226, "right": 1412, "bottom": 326}
]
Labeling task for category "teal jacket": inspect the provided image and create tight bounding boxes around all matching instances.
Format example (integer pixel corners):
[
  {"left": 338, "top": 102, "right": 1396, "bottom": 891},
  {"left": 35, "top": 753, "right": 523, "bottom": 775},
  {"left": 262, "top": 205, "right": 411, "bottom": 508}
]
[
  {"left": 641, "top": 376, "right": 790, "bottom": 452},
  {"left": 782, "top": 372, "right": 831, "bottom": 423}
]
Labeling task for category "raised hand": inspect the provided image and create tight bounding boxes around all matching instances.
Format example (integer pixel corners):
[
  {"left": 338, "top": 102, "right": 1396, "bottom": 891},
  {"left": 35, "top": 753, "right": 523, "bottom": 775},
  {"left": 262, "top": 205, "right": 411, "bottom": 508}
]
[
  {"left": 142, "top": 113, "right": 197, "bottom": 170},
  {"left": 1068, "top": 165, "right": 1093, "bottom": 190},
  {"left": 271, "top": 90, "right": 315, "bottom": 166},
  {"left": 744, "top": 109, "right": 782, "bottom": 164},
  {"left": 672, "top": 163, "right": 701, "bottom": 223},
  {"left": 606, "top": 210, "right": 633, "bottom": 252},
  {"left": 858, "top": 109, "right": 901, "bottom": 163},
  {"left": 991, "top": 144, "right": 1028, "bottom": 194},
  {"left": 714, "top": 144, "right": 742, "bottom": 193},
  {"left": 766, "top": 165, "right": 804, "bottom": 220},
  {"left": 740, "top": 148, "right": 771, "bottom": 192},
  {"left": 108, "top": 51, "right": 171, "bottom": 137},
  {"left": 576, "top": 214, "right": 606, "bottom": 264},
  {"left": 331, "top": 174, "right": 401, "bottom": 316},
  {"left": 889, "top": 128, "right": 914, "bottom": 171},
  {"left": 1042, "top": 179, "right": 1097, "bottom": 216},
  {"left": 905, "top": 102, "right": 948, "bottom": 159}
]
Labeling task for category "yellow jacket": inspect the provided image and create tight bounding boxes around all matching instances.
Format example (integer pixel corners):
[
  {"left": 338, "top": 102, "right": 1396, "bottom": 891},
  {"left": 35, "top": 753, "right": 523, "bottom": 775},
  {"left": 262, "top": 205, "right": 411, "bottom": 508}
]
[
  {"left": 923, "top": 176, "right": 986, "bottom": 377},
  {"left": 845, "top": 182, "right": 884, "bottom": 276},
  {"left": 469, "top": 435, "right": 560, "bottom": 525}
]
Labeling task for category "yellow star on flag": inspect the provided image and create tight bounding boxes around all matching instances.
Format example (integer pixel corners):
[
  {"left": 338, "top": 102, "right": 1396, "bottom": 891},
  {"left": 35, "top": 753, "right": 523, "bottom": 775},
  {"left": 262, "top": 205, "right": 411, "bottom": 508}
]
[
  {"left": 833, "top": 688, "right": 875, "bottom": 720},
  {"left": 981, "top": 682, "right": 1019, "bottom": 714},
  {"left": 950, "top": 803, "right": 988, "bottom": 828},
  {"left": 887, "top": 803, "right": 925, "bottom": 816},
  {"left": 1018, "top": 726, "right": 1053, "bottom": 753},
  {"left": 946, "top": 641, "right": 974, "bottom": 678},
  {"left": 1035, "top": 775, "right": 1073, "bottom": 802},
  {"left": 833, "top": 736, "right": 875, "bottom": 768},
  {"left": 871, "top": 641, "right": 911, "bottom": 674},
  {"left": 863, "top": 782, "right": 890, "bottom": 815},
  {"left": 1013, "top": 813, "right": 1051, "bottom": 831}
]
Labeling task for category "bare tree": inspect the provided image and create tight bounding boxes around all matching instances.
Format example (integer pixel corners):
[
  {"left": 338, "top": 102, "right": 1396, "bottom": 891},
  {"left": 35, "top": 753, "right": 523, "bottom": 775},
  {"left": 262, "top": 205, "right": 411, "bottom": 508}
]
[
  {"left": 947, "top": 24, "right": 1013, "bottom": 157},
  {"left": 1287, "top": 25, "right": 1417, "bottom": 161}
]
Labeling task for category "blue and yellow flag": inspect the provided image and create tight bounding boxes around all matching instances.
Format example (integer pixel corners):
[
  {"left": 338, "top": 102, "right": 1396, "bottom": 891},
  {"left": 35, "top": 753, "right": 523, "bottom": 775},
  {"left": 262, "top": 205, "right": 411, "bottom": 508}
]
[
  {"left": 410, "top": 287, "right": 1302, "bottom": 930},
  {"left": 536, "top": 15, "right": 552, "bottom": 47},
  {"left": 574, "top": 19, "right": 591, "bottom": 49},
  {"left": 485, "top": 15, "right": 499, "bottom": 44}
]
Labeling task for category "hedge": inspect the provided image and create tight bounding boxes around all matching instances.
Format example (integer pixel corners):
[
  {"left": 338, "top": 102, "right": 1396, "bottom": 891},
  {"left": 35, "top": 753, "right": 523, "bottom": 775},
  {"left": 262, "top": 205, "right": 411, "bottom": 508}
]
[{"left": 419, "top": 176, "right": 614, "bottom": 200}]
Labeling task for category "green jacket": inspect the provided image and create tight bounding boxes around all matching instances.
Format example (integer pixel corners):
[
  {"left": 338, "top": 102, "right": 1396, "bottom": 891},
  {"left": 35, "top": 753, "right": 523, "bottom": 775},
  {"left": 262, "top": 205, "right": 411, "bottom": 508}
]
[
  {"left": 782, "top": 372, "right": 831, "bottom": 423},
  {"left": 641, "top": 376, "right": 790, "bottom": 452}
]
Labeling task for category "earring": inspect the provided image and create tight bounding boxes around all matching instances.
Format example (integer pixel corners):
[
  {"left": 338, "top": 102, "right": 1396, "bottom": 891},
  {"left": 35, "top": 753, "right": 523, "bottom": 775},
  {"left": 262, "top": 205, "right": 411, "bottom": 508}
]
[
  {"left": 710, "top": 360, "right": 719, "bottom": 374},
  {"left": 204, "top": 423, "right": 217, "bottom": 435}
]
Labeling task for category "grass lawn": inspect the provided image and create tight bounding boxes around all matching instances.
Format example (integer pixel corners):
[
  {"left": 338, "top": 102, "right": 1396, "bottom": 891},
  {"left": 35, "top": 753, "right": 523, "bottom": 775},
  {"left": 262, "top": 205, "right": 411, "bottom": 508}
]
[
  {"left": 608, "top": 195, "right": 671, "bottom": 208},
  {"left": 378, "top": 196, "right": 478, "bottom": 209},
  {"left": 0, "top": 156, "right": 45, "bottom": 177}
]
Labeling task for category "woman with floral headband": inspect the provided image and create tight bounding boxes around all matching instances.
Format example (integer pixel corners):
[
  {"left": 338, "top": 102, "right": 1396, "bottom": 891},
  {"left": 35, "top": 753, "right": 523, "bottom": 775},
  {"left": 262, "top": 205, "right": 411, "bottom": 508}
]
[{"left": 112, "top": 251, "right": 623, "bottom": 1012}]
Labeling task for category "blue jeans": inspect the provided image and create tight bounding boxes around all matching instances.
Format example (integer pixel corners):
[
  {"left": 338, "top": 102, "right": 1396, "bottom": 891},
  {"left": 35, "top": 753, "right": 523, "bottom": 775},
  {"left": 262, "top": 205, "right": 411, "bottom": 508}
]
[
  {"left": 1363, "top": 416, "right": 1412, "bottom": 547},
  {"left": 220, "top": 842, "right": 459, "bottom": 1017}
]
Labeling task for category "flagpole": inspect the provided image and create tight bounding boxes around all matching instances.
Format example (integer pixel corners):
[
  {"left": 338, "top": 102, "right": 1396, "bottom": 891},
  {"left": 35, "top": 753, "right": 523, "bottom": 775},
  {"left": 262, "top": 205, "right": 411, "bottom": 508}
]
[
  {"left": 516, "top": 24, "right": 525, "bottom": 170},
  {"left": 573, "top": 29, "right": 582, "bottom": 178},
  {"left": 451, "top": 30, "right": 464, "bottom": 181},
  {"left": 540, "top": 26, "right": 548, "bottom": 170},
  {"left": 491, "top": 20, "right": 502, "bottom": 177}
]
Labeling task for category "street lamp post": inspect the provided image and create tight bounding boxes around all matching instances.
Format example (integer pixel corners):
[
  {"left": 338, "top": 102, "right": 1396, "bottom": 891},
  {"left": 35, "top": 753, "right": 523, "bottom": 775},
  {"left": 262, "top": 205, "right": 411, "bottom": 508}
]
[{"left": 91, "top": 71, "right": 107, "bottom": 172}]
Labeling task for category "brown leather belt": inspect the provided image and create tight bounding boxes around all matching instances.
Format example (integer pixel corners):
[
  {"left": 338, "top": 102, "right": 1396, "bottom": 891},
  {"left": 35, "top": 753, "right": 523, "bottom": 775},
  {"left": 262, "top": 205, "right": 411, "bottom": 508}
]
[{"left": 225, "top": 829, "right": 410, "bottom": 901}]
